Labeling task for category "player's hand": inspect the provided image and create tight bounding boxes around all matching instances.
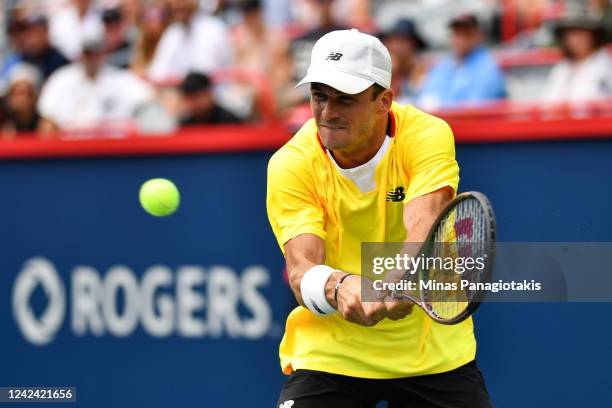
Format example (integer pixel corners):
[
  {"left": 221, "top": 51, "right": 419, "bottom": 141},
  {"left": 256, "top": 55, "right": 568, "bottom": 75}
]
[
  {"left": 334, "top": 275, "right": 388, "bottom": 327},
  {"left": 331, "top": 273, "right": 414, "bottom": 326},
  {"left": 375, "top": 261, "right": 415, "bottom": 321},
  {"left": 383, "top": 295, "right": 414, "bottom": 320},
  {"left": 379, "top": 269, "right": 415, "bottom": 320}
]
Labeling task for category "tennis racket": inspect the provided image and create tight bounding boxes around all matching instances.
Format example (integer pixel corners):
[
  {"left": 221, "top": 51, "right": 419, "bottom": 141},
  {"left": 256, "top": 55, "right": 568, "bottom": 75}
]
[{"left": 390, "top": 191, "right": 496, "bottom": 325}]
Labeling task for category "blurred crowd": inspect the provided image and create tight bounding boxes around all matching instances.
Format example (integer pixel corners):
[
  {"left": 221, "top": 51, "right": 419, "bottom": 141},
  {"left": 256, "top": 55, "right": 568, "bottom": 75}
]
[{"left": 0, "top": 0, "right": 611, "bottom": 139}]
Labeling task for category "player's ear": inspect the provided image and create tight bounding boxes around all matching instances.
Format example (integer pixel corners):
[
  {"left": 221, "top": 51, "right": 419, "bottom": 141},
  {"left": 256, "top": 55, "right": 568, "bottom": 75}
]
[{"left": 378, "top": 88, "right": 393, "bottom": 114}]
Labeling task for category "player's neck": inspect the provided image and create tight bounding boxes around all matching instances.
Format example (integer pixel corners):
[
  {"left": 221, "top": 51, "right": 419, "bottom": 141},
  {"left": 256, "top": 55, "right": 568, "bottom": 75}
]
[{"left": 330, "top": 116, "right": 388, "bottom": 169}]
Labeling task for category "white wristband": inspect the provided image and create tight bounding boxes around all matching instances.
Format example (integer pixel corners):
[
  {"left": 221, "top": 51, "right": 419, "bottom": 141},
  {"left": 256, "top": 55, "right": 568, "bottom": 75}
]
[{"left": 300, "top": 265, "right": 337, "bottom": 316}]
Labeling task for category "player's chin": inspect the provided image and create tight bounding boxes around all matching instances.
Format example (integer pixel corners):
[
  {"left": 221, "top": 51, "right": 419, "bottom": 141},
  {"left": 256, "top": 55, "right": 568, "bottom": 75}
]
[{"left": 319, "top": 127, "right": 350, "bottom": 149}]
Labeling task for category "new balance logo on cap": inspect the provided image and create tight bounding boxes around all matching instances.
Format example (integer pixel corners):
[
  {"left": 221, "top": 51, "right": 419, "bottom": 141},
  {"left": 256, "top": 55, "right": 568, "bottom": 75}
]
[{"left": 325, "top": 52, "right": 343, "bottom": 61}]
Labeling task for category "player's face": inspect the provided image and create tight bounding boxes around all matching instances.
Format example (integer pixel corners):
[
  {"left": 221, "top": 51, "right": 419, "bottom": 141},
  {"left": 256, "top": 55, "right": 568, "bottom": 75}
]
[{"left": 310, "top": 83, "right": 379, "bottom": 151}]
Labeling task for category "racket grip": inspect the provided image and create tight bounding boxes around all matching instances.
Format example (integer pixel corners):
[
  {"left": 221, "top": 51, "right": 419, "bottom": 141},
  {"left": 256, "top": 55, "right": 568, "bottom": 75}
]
[{"left": 390, "top": 289, "right": 411, "bottom": 301}]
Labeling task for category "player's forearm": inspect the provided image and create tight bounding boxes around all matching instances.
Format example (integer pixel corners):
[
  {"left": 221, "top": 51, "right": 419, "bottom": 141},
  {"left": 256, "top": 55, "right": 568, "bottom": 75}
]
[
  {"left": 286, "top": 259, "right": 318, "bottom": 306},
  {"left": 404, "top": 188, "right": 452, "bottom": 243},
  {"left": 284, "top": 234, "right": 330, "bottom": 307},
  {"left": 396, "top": 189, "right": 452, "bottom": 278},
  {"left": 404, "top": 214, "right": 438, "bottom": 243}
]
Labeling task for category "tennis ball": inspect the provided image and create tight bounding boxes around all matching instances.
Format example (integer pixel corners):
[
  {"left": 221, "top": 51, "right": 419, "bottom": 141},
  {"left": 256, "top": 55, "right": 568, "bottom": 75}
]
[{"left": 139, "top": 178, "right": 180, "bottom": 217}]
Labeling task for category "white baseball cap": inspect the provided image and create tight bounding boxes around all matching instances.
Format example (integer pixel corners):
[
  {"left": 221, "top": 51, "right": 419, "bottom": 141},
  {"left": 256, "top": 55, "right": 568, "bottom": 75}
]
[{"left": 296, "top": 29, "right": 392, "bottom": 95}]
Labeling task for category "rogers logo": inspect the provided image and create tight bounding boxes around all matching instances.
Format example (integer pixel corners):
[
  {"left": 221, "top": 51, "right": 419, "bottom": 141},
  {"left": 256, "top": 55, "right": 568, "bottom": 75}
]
[
  {"left": 12, "top": 258, "right": 66, "bottom": 346},
  {"left": 11, "top": 257, "right": 274, "bottom": 345}
]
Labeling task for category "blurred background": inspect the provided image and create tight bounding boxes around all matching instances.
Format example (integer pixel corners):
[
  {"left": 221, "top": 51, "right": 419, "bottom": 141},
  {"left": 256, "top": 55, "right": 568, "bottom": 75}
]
[{"left": 1, "top": 0, "right": 611, "bottom": 407}]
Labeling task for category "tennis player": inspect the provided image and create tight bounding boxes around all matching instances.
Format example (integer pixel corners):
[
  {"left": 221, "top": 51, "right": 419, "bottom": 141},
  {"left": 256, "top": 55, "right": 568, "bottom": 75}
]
[{"left": 267, "top": 29, "right": 492, "bottom": 407}]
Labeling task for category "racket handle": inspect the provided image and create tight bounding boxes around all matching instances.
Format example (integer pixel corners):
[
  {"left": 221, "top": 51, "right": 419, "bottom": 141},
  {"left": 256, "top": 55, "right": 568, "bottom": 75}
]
[{"left": 390, "top": 289, "right": 412, "bottom": 301}]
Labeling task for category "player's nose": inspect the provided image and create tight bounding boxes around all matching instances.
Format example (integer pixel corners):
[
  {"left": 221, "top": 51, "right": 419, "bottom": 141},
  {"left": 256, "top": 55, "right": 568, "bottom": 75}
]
[{"left": 320, "top": 100, "right": 342, "bottom": 122}]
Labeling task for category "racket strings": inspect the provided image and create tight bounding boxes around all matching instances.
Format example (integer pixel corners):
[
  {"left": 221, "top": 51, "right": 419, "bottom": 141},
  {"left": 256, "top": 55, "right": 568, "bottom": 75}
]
[{"left": 423, "top": 197, "right": 488, "bottom": 320}]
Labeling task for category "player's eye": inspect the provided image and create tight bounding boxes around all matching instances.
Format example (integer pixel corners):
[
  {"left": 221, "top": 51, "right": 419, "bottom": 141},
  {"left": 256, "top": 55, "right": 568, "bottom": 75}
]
[
  {"left": 339, "top": 96, "right": 354, "bottom": 104},
  {"left": 312, "top": 93, "right": 326, "bottom": 101}
]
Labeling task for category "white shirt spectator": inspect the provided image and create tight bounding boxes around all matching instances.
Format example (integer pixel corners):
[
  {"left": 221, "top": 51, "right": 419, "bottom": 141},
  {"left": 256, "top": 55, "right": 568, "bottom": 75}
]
[
  {"left": 542, "top": 49, "right": 612, "bottom": 102},
  {"left": 49, "top": 4, "right": 104, "bottom": 60},
  {"left": 38, "top": 63, "right": 154, "bottom": 131},
  {"left": 147, "top": 13, "right": 233, "bottom": 82}
]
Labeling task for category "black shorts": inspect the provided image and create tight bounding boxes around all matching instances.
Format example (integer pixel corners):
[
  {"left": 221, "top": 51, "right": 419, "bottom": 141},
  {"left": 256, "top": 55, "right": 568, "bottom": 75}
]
[{"left": 277, "top": 361, "right": 492, "bottom": 408}]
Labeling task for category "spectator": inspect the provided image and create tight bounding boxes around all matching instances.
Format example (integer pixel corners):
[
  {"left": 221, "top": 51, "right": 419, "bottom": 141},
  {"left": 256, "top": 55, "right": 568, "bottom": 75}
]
[
  {"left": 119, "top": 0, "right": 143, "bottom": 29},
  {"left": 0, "top": 64, "right": 41, "bottom": 138},
  {"left": 379, "top": 18, "right": 428, "bottom": 105},
  {"left": 590, "top": 0, "right": 612, "bottom": 41},
  {"left": 417, "top": 13, "right": 506, "bottom": 110},
  {"left": 542, "top": 14, "right": 612, "bottom": 102},
  {"left": 3, "top": 14, "right": 69, "bottom": 81},
  {"left": 5, "top": 6, "right": 27, "bottom": 55},
  {"left": 263, "top": 0, "right": 293, "bottom": 27},
  {"left": 102, "top": 7, "right": 132, "bottom": 68},
  {"left": 178, "top": 72, "right": 242, "bottom": 125},
  {"left": 284, "top": 0, "right": 347, "bottom": 107},
  {"left": 331, "top": 0, "right": 371, "bottom": 28},
  {"left": 1, "top": 8, "right": 28, "bottom": 89},
  {"left": 517, "top": 0, "right": 550, "bottom": 32},
  {"left": 290, "top": 0, "right": 346, "bottom": 82},
  {"left": 147, "top": 0, "right": 233, "bottom": 82},
  {"left": 118, "top": 0, "right": 144, "bottom": 54},
  {"left": 130, "top": 4, "right": 169, "bottom": 77},
  {"left": 209, "top": 0, "right": 245, "bottom": 22},
  {"left": 37, "top": 29, "right": 155, "bottom": 135},
  {"left": 49, "top": 0, "right": 104, "bottom": 60},
  {"left": 292, "top": 0, "right": 370, "bottom": 29},
  {"left": 232, "top": 0, "right": 290, "bottom": 92}
]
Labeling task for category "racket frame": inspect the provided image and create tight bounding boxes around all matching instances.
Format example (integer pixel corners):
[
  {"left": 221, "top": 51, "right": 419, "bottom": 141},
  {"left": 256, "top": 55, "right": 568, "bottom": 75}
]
[{"left": 391, "top": 191, "right": 496, "bottom": 325}]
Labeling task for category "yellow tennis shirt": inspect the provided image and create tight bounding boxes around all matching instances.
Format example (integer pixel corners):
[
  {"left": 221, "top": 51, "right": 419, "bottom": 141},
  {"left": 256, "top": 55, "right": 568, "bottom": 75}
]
[{"left": 266, "top": 102, "right": 475, "bottom": 379}]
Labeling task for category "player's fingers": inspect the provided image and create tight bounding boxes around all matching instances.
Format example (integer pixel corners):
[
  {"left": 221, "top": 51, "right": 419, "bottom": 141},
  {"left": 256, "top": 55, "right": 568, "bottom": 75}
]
[
  {"left": 384, "top": 296, "right": 414, "bottom": 320},
  {"left": 341, "top": 299, "right": 377, "bottom": 326},
  {"left": 344, "top": 312, "right": 373, "bottom": 326},
  {"left": 354, "top": 305, "right": 379, "bottom": 327},
  {"left": 345, "top": 310, "right": 377, "bottom": 327},
  {"left": 363, "top": 301, "right": 388, "bottom": 324}
]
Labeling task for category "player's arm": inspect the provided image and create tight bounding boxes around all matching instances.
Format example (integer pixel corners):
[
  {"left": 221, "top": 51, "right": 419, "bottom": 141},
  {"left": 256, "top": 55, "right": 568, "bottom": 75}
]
[
  {"left": 403, "top": 186, "right": 453, "bottom": 242},
  {"left": 383, "top": 187, "right": 453, "bottom": 319},
  {"left": 268, "top": 147, "right": 388, "bottom": 326},
  {"left": 284, "top": 233, "right": 333, "bottom": 306},
  {"left": 284, "top": 233, "right": 383, "bottom": 326}
]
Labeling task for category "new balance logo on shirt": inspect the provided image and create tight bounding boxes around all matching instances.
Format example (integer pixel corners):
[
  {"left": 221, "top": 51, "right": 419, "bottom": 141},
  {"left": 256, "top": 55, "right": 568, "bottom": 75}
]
[
  {"left": 325, "top": 52, "right": 343, "bottom": 61},
  {"left": 386, "top": 187, "right": 406, "bottom": 202}
]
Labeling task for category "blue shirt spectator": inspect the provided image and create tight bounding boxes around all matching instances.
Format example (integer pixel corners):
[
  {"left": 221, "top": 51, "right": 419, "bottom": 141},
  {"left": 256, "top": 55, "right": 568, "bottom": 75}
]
[
  {"left": 1, "top": 15, "right": 69, "bottom": 84},
  {"left": 417, "top": 14, "right": 506, "bottom": 110}
]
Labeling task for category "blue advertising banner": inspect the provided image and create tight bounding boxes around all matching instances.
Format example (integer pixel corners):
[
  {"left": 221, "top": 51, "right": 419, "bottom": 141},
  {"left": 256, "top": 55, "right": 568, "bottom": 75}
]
[
  {"left": 1, "top": 139, "right": 612, "bottom": 407},
  {"left": 0, "top": 152, "right": 290, "bottom": 407}
]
